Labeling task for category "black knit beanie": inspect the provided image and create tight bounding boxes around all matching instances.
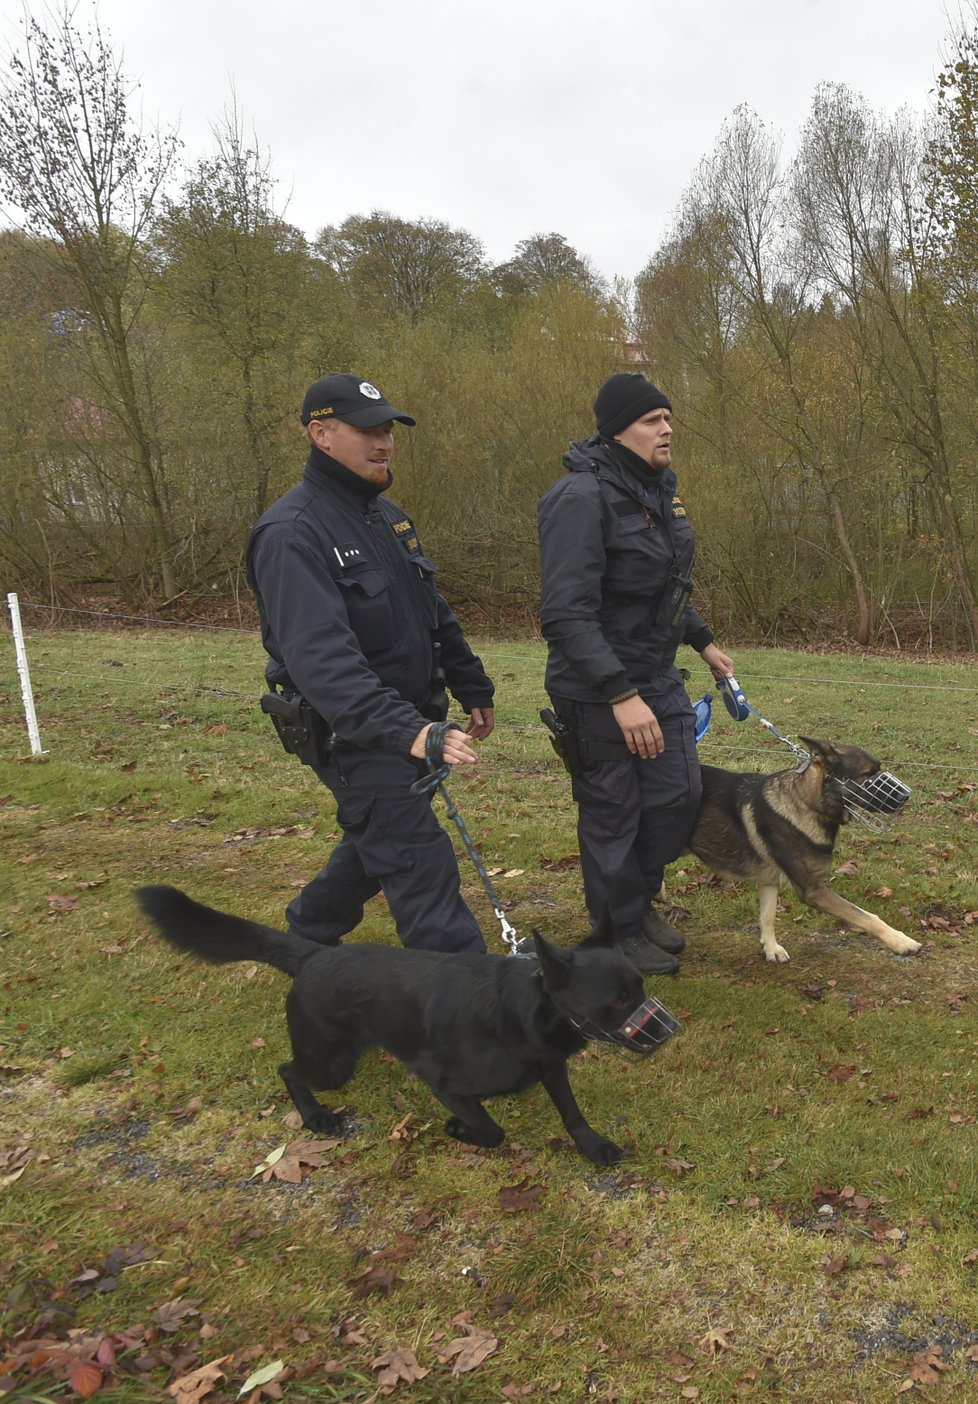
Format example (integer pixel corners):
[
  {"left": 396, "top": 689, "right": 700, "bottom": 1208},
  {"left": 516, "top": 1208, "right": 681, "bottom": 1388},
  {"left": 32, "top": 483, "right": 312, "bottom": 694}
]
[{"left": 594, "top": 373, "right": 672, "bottom": 438}]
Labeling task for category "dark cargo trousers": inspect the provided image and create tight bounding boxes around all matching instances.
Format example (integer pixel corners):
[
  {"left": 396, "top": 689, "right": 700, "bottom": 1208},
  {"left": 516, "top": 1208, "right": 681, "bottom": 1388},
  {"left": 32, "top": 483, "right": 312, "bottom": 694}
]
[
  {"left": 554, "top": 699, "right": 702, "bottom": 938},
  {"left": 285, "top": 748, "right": 487, "bottom": 954}
]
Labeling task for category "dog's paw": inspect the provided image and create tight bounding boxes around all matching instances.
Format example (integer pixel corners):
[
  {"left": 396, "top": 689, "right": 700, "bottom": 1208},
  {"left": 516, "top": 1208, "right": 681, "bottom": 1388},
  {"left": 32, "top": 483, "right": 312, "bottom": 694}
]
[
  {"left": 761, "top": 942, "right": 790, "bottom": 963},
  {"left": 581, "top": 1137, "right": 626, "bottom": 1166},
  {"left": 888, "top": 933, "right": 922, "bottom": 956},
  {"left": 444, "top": 1116, "right": 505, "bottom": 1149},
  {"left": 304, "top": 1107, "right": 349, "bottom": 1137}
]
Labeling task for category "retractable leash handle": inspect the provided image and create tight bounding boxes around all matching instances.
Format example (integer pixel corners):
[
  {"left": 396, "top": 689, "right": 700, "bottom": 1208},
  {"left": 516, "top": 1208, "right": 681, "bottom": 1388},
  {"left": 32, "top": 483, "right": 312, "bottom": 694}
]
[{"left": 717, "top": 674, "right": 751, "bottom": 722}]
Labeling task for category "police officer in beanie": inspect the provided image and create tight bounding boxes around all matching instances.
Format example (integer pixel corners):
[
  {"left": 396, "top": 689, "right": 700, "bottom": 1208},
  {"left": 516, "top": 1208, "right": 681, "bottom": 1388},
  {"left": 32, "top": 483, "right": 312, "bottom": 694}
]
[
  {"left": 538, "top": 373, "right": 734, "bottom": 974},
  {"left": 247, "top": 373, "right": 495, "bottom": 953}
]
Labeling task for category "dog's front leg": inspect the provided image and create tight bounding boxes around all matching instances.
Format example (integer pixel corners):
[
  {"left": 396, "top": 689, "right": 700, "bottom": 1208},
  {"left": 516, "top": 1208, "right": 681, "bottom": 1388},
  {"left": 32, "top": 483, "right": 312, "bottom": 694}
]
[
  {"left": 541, "top": 1064, "right": 624, "bottom": 1165},
  {"left": 758, "top": 884, "right": 790, "bottom": 963},
  {"left": 436, "top": 1093, "right": 506, "bottom": 1150},
  {"left": 799, "top": 884, "right": 922, "bottom": 955},
  {"left": 278, "top": 1060, "right": 348, "bottom": 1137}
]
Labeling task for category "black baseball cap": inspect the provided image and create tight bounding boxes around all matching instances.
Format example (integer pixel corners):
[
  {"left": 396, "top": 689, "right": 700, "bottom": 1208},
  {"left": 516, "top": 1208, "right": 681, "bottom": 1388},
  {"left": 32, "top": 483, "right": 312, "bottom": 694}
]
[{"left": 300, "top": 373, "right": 416, "bottom": 427}]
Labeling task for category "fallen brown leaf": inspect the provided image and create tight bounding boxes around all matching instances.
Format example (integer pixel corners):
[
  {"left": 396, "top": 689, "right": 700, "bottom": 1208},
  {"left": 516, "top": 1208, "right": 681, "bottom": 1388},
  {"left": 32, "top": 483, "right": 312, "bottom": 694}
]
[
  {"left": 819, "top": 1252, "right": 850, "bottom": 1275},
  {"left": 47, "top": 893, "right": 79, "bottom": 913},
  {"left": 498, "top": 1177, "right": 546, "bottom": 1211},
  {"left": 699, "top": 1327, "right": 733, "bottom": 1356},
  {"left": 348, "top": 1263, "right": 399, "bottom": 1299},
  {"left": 370, "top": 1347, "right": 429, "bottom": 1388},
  {"left": 438, "top": 1323, "right": 498, "bottom": 1375},
  {"left": 69, "top": 1361, "right": 102, "bottom": 1398},
  {"left": 153, "top": 1297, "right": 202, "bottom": 1333},
  {"left": 910, "top": 1344, "right": 949, "bottom": 1386},
  {"left": 167, "top": 1355, "right": 232, "bottom": 1404}
]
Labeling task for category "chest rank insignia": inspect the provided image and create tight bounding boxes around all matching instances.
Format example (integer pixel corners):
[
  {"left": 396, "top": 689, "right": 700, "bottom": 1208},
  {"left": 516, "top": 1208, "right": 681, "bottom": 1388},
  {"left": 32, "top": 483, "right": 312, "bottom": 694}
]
[
  {"left": 392, "top": 519, "right": 414, "bottom": 534},
  {"left": 671, "top": 496, "right": 688, "bottom": 518},
  {"left": 333, "top": 543, "right": 364, "bottom": 569}
]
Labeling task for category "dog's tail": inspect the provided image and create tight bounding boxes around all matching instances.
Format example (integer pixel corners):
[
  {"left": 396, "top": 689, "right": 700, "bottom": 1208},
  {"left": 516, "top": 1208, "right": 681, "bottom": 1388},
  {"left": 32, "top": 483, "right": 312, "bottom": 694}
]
[{"left": 135, "top": 885, "right": 319, "bottom": 978}]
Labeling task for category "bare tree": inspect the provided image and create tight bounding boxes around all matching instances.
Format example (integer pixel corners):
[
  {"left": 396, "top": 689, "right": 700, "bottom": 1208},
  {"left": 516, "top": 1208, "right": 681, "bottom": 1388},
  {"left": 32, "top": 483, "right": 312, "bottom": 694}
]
[
  {"left": 154, "top": 105, "right": 313, "bottom": 518},
  {"left": 0, "top": 4, "right": 180, "bottom": 600},
  {"left": 795, "top": 84, "right": 978, "bottom": 645}
]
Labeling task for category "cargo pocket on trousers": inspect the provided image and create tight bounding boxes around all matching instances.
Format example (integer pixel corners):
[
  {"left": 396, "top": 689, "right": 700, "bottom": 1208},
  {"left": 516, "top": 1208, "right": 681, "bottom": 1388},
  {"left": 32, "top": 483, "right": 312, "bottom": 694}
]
[{"left": 337, "top": 792, "right": 414, "bottom": 876}]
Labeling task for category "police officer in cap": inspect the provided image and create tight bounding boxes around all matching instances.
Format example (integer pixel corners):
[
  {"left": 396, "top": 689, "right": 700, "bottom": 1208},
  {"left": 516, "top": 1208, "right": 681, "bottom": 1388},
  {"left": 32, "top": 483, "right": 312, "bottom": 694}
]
[
  {"left": 538, "top": 373, "right": 734, "bottom": 974},
  {"left": 247, "top": 373, "right": 495, "bottom": 953}
]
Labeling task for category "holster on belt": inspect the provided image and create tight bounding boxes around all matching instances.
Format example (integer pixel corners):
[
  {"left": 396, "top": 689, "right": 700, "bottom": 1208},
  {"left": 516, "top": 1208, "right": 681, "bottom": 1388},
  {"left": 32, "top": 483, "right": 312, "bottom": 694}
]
[
  {"left": 540, "top": 708, "right": 632, "bottom": 775},
  {"left": 540, "top": 707, "right": 582, "bottom": 775},
  {"left": 260, "top": 689, "right": 334, "bottom": 767}
]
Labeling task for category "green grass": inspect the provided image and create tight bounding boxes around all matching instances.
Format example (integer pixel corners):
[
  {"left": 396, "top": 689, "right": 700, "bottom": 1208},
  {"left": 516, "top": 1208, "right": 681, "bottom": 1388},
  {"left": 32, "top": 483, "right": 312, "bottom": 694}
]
[{"left": 1, "top": 630, "right": 977, "bottom": 1402}]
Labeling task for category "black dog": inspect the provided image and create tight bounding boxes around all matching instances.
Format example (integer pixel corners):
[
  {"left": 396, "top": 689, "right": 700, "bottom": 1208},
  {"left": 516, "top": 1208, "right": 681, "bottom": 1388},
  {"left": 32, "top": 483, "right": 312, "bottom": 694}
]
[{"left": 134, "top": 887, "right": 648, "bottom": 1164}]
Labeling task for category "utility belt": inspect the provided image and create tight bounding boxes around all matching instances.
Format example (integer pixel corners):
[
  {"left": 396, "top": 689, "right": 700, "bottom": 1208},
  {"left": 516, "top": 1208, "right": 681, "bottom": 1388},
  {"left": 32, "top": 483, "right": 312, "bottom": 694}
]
[
  {"left": 540, "top": 708, "right": 631, "bottom": 776},
  {"left": 261, "top": 670, "right": 449, "bottom": 768}
]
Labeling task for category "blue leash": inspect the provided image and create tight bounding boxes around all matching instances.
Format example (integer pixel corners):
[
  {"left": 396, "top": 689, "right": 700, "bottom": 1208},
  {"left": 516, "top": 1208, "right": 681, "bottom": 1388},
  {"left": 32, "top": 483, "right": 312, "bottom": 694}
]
[
  {"left": 695, "top": 676, "right": 809, "bottom": 763},
  {"left": 719, "top": 676, "right": 810, "bottom": 761}
]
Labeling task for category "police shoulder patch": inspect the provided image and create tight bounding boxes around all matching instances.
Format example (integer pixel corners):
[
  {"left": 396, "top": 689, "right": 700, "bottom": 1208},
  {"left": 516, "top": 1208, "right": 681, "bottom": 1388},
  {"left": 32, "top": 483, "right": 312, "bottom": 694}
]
[{"left": 333, "top": 543, "right": 364, "bottom": 568}]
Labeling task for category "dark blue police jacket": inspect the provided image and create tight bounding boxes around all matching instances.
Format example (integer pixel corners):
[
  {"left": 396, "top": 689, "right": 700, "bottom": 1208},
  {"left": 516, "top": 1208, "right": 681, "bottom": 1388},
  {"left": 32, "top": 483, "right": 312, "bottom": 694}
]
[{"left": 247, "top": 449, "right": 494, "bottom": 754}]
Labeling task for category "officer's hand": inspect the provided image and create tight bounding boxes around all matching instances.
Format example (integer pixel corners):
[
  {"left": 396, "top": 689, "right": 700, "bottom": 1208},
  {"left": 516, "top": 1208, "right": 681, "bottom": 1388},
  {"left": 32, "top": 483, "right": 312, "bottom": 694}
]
[
  {"left": 701, "top": 643, "right": 734, "bottom": 680},
  {"left": 612, "top": 696, "right": 664, "bottom": 758},
  {"left": 410, "top": 724, "right": 478, "bottom": 766},
  {"left": 466, "top": 706, "right": 494, "bottom": 740}
]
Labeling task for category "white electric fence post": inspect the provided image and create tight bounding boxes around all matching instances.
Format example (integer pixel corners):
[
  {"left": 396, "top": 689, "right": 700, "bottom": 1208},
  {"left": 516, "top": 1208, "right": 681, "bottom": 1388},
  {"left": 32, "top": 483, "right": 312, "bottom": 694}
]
[{"left": 6, "top": 592, "right": 46, "bottom": 756}]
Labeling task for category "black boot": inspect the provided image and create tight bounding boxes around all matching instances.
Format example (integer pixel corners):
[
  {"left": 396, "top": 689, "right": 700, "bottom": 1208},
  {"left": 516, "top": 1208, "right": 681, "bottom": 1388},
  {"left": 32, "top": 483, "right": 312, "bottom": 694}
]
[
  {"left": 640, "top": 906, "right": 685, "bottom": 954},
  {"left": 616, "top": 930, "right": 679, "bottom": 976}
]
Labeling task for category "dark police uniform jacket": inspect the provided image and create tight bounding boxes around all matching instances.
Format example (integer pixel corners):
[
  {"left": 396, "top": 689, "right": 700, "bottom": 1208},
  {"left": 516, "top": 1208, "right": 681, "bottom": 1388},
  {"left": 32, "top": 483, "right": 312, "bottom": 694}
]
[
  {"left": 538, "top": 436, "right": 713, "bottom": 715},
  {"left": 247, "top": 449, "right": 494, "bottom": 753}
]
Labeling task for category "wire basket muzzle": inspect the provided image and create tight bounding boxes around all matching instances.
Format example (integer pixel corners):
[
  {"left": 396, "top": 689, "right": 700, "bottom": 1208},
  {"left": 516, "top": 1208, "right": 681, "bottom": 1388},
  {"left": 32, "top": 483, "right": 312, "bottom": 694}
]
[
  {"left": 578, "top": 996, "right": 679, "bottom": 1056},
  {"left": 841, "top": 770, "right": 911, "bottom": 830}
]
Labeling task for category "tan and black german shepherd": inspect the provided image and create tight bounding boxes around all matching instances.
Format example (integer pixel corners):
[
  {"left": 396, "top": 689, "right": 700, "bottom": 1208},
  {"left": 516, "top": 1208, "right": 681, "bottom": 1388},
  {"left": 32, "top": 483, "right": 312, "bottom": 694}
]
[{"left": 686, "top": 737, "right": 921, "bottom": 963}]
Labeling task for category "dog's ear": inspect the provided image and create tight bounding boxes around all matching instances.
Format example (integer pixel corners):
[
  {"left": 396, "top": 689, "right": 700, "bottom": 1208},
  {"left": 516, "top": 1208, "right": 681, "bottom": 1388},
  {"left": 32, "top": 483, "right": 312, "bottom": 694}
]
[
  {"left": 577, "top": 904, "right": 616, "bottom": 950},
  {"left": 798, "top": 737, "right": 839, "bottom": 769},
  {"left": 531, "top": 929, "right": 574, "bottom": 987}
]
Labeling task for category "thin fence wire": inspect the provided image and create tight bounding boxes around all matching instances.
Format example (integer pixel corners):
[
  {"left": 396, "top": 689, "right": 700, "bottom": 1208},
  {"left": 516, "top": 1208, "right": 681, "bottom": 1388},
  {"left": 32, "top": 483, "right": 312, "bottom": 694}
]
[
  {"left": 3, "top": 598, "right": 975, "bottom": 774},
  {"left": 5, "top": 599, "right": 976, "bottom": 690}
]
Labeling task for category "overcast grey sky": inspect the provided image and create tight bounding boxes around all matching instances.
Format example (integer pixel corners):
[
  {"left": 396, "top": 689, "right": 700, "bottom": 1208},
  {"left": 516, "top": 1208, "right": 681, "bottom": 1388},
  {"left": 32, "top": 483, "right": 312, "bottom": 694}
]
[{"left": 0, "top": 0, "right": 961, "bottom": 282}]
